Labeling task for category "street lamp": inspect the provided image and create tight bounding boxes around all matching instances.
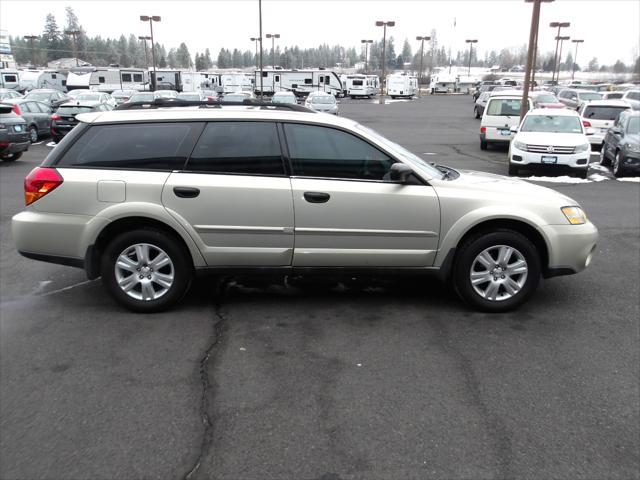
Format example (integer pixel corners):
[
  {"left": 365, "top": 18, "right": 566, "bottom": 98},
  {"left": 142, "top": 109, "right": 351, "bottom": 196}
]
[
  {"left": 376, "top": 20, "right": 395, "bottom": 104},
  {"left": 549, "top": 21, "right": 570, "bottom": 82},
  {"left": 23, "top": 35, "right": 39, "bottom": 68},
  {"left": 250, "top": 37, "right": 261, "bottom": 68},
  {"left": 571, "top": 39, "right": 584, "bottom": 81},
  {"left": 265, "top": 33, "right": 280, "bottom": 69},
  {"left": 465, "top": 39, "right": 478, "bottom": 76},
  {"left": 64, "top": 29, "right": 81, "bottom": 67},
  {"left": 138, "top": 36, "right": 151, "bottom": 77},
  {"left": 521, "top": 0, "right": 555, "bottom": 121},
  {"left": 555, "top": 35, "right": 570, "bottom": 82},
  {"left": 361, "top": 39, "right": 373, "bottom": 74},
  {"left": 416, "top": 36, "right": 430, "bottom": 95},
  {"left": 140, "top": 15, "right": 161, "bottom": 90}
]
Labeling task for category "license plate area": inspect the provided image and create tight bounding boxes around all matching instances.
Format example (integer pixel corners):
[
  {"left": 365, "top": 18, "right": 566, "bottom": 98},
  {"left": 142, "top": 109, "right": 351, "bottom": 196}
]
[
  {"left": 541, "top": 155, "right": 558, "bottom": 164},
  {"left": 499, "top": 129, "right": 511, "bottom": 136}
]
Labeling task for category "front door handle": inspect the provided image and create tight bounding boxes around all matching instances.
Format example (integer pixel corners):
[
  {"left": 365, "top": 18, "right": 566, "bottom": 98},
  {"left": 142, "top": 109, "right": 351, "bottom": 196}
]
[
  {"left": 303, "top": 191, "right": 330, "bottom": 203},
  {"left": 173, "top": 186, "right": 200, "bottom": 198}
]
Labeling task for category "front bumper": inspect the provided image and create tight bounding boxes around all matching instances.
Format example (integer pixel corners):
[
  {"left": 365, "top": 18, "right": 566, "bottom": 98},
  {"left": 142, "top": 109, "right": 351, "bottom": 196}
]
[
  {"left": 541, "top": 222, "right": 598, "bottom": 276},
  {"left": 620, "top": 150, "right": 640, "bottom": 171},
  {"left": 510, "top": 145, "right": 590, "bottom": 169}
]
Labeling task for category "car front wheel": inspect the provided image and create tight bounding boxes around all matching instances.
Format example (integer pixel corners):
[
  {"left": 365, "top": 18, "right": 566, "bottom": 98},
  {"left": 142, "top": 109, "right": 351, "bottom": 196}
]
[
  {"left": 101, "top": 228, "right": 193, "bottom": 312},
  {"left": 612, "top": 151, "right": 625, "bottom": 177},
  {"left": 599, "top": 146, "right": 610, "bottom": 166},
  {"left": 453, "top": 229, "right": 541, "bottom": 312}
]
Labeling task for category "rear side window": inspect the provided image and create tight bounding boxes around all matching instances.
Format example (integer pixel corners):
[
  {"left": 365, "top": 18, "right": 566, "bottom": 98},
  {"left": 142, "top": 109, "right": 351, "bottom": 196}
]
[
  {"left": 627, "top": 91, "right": 640, "bottom": 101},
  {"left": 57, "top": 122, "right": 201, "bottom": 170},
  {"left": 185, "top": 122, "right": 284, "bottom": 175},
  {"left": 284, "top": 123, "right": 393, "bottom": 180},
  {"left": 486, "top": 99, "right": 522, "bottom": 116},
  {"left": 583, "top": 106, "right": 629, "bottom": 121}
]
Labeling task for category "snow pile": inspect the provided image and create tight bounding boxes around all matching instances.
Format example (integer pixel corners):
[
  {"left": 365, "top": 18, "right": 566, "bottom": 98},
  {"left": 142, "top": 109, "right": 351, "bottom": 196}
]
[
  {"left": 522, "top": 175, "right": 592, "bottom": 184},
  {"left": 617, "top": 177, "right": 640, "bottom": 183}
]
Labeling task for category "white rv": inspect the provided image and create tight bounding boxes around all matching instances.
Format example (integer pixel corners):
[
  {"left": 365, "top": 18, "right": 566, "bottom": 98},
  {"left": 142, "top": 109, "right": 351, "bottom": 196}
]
[
  {"left": 456, "top": 75, "right": 479, "bottom": 94},
  {"left": 345, "top": 74, "right": 379, "bottom": 98},
  {"left": 386, "top": 74, "right": 418, "bottom": 99},
  {"left": 254, "top": 69, "right": 343, "bottom": 97},
  {"left": 218, "top": 72, "right": 253, "bottom": 94},
  {"left": 0, "top": 69, "right": 20, "bottom": 90},
  {"left": 67, "top": 67, "right": 149, "bottom": 92},
  {"left": 430, "top": 71, "right": 457, "bottom": 93},
  {"left": 18, "top": 69, "right": 67, "bottom": 92}
]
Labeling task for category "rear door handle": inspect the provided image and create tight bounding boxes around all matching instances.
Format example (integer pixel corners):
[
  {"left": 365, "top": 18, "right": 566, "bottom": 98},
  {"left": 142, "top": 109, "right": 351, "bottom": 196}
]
[
  {"left": 173, "top": 186, "right": 200, "bottom": 198},
  {"left": 303, "top": 191, "right": 330, "bottom": 203}
]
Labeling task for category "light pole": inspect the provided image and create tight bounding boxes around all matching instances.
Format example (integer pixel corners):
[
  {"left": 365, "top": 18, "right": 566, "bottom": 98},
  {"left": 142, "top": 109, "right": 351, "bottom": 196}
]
[
  {"left": 361, "top": 39, "right": 373, "bottom": 73},
  {"left": 64, "top": 30, "right": 80, "bottom": 66},
  {"left": 250, "top": 37, "right": 261, "bottom": 68},
  {"left": 376, "top": 20, "right": 395, "bottom": 104},
  {"left": 555, "top": 35, "right": 570, "bottom": 82},
  {"left": 416, "top": 36, "right": 430, "bottom": 95},
  {"left": 549, "top": 21, "right": 570, "bottom": 83},
  {"left": 23, "top": 35, "right": 38, "bottom": 67},
  {"left": 140, "top": 15, "right": 161, "bottom": 90},
  {"left": 138, "top": 36, "right": 151, "bottom": 86},
  {"left": 258, "top": 0, "right": 264, "bottom": 99},
  {"left": 522, "top": 1, "right": 555, "bottom": 121},
  {"left": 571, "top": 39, "right": 584, "bottom": 81},
  {"left": 265, "top": 33, "right": 280, "bottom": 69},
  {"left": 465, "top": 39, "right": 478, "bottom": 76}
]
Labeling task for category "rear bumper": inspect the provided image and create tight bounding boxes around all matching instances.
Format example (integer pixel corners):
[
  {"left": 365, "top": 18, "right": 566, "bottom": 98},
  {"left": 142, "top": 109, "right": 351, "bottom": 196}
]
[{"left": 0, "top": 140, "right": 30, "bottom": 155}]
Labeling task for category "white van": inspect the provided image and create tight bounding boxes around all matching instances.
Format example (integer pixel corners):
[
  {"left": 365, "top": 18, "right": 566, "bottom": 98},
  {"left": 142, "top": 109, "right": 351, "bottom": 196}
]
[
  {"left": 386, "top": 74, "right": 418, "bottom": 99},
  {"left": 480, "top": 94, "right": 532, "bottom": 150}
]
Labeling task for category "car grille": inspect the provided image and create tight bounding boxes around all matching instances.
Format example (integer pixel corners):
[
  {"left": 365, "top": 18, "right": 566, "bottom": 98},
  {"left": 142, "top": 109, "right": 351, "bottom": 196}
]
[{"left": 525, "top": 144, "right": 575, "bottom": 154}]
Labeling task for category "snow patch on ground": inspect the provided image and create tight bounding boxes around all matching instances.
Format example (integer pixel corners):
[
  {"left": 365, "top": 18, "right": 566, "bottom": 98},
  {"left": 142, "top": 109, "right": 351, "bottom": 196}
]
[
  {"left": 589, "top": 164, "right": 609, "bottom": 172},
  {"left": 617, "top": 177, "right": 640, "bottom": 183},
  {"left": 46, "top": 142, "right": 56, "bottom": 147},
  {"left": 589, "top": 173, "right": 610, "bottom": 182},
  {"left": 522, "top": 175, "right": 592, "bottom": 184}
]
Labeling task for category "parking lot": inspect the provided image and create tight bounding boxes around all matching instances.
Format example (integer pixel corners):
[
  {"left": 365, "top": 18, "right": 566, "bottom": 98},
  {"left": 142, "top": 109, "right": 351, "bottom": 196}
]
[{"left": 1, "top": 94, "right": 639, "bottom": 479}]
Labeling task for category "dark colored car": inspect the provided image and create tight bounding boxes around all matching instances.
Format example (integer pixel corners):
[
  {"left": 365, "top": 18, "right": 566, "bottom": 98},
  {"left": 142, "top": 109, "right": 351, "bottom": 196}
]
[
  {"left": 51, "top": 100, "right": 113, "bottom": 143},
  {"left": 2, "top": 98, "right": 53, "bottom": 142},
  {"left": 23, "top": 89, "right": 69, "bottom": 109},
  {"left": 473, "top": 84, "right": 498, "bottom": 102},
  {"left": 600, "top": 110, "right": 640, "bottom": 177},
  {"left": 0, "top": 103, "right": 30, "bottom": 161},
  {"left": 529, "top": 91, "right": 565, "bottom": 109}
]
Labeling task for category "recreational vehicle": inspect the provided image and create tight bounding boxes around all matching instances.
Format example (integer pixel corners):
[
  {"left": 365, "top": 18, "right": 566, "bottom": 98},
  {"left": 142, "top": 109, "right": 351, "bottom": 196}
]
[
  {"left": 345, "top": 74, "right": 379, "bottom": 98},
  {"left": 217, "top": 72, "right": 253, "bottom": 94},
  {"left": 386, "top": 74, "right": 418, "bottom": 98},
  {"left": 67, "top": 67, "right": 149, "bottom": 92},
  {"left": 18, "top": 69, "right": 67, "bottom": 92},
  {"left": 254, "top": 69, "right": 343, "bottom": 97},
  {"left": 456, "top": 75, "right": 479, "bottom": 94},
  {"left": 430, "top": 71, "right": 457, "bottom": 93},
  {"left": 0, "top": 68, "right": 20, "bottom": 90}
]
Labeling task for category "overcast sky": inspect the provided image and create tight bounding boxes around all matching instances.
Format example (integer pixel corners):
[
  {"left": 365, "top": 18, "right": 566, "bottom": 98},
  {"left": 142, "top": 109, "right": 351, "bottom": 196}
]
[{"left": 1, "top": 0, "right": 639, "bottom": 65}]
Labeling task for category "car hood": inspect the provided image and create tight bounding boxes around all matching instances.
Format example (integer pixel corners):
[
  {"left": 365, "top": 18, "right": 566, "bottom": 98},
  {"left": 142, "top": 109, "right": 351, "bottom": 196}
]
[
  {"left": 537, "top": 102, "right": 565, "bottom": 109},
  {"left": 309, "top": 103, "right": 337, "bottom": 111},
  {"left": 514, "top": 131, "right": 588, "bottom": 146}
]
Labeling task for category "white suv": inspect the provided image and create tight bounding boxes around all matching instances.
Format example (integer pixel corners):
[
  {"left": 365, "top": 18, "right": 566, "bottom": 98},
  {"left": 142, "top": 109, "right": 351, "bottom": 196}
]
[{"left": 12, "top": 102, "right": 598, "bottom": 313}]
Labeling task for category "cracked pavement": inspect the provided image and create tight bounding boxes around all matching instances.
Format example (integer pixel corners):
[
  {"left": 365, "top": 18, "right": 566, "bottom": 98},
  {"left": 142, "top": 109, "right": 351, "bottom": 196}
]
[{"left": 1, "top": 96, "right": 638, "bottom": 480}]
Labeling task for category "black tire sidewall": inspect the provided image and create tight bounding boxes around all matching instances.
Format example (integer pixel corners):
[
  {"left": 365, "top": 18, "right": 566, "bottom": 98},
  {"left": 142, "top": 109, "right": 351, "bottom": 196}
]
[
  {"left": 29, "top": 126, "right": 38, "bottom": 143},
  {"left": 453, "top": 230, "right": 541, "bottom": 312},
  {"left": 101, "top": 228, "right": 192, "bottom": 313}
]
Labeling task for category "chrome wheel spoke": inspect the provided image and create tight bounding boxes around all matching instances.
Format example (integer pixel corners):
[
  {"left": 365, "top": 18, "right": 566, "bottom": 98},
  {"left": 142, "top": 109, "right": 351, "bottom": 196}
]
[
  {"left": 135, "top": 244, "right": 150, "bottom": 265},
  {"left": 471, "top": 271, "right": 492, "bottom": 285},
  {"left": 153, "top": 272, "right": 173, "bottom": 289},
  {"left": 503, "top": 276, "right": 520, "bottom": 296},
  {"left": 118, "top": 274, "right": 139, "bottom": 292},
  {"left": 476, "top": 251, "right": 494, "bottom": 268},
  {"left": 498, "top": 246, "right": 513, "bottom": 266},
  {"left": 116, "top": 256, "right": 139, "bottom": 273},
  {"left": 141, "top": 282, "right": 156, "bottom": 301},
  {"left": 507, "top": 259, "right": 527, "bottom": 276},
  {"left": 149, "top": 252, "right": 171, "bottom": 270},
  {"left": 484, "top": 281, "right": 500, "bottom": 301}
]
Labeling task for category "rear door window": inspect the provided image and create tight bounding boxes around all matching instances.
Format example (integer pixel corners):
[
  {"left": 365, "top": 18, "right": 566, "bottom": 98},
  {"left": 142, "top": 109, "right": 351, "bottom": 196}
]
[
  {"left": 486, "top": 98, "right": 521, "bottom": 116},
  {"left": 57, "top": 122, "right": 202, "bottom": 170},
  {"left": 185, "top": 122, "right": 284, "bottom": 175},
  {"left": 583, "top": 106, "right": 629, "bottom": 121}
]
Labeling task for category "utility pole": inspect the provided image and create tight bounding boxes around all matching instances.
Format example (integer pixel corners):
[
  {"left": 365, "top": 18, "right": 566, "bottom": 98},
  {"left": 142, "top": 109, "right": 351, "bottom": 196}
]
[
  {"left": 571, "top": 39, "right": 584, "bottom": 81},
  {"left": 140, "top": 15, "right": 161, "bottom": 90},
  {"left": 64, "top": 30, "right": 80, "bottom": 66},
  {"left": 266, "top": 33, "right": 280, "bottom": 69},
  {"left": 549, "top": 21, "right": 570, "bottom": 82},
  {"left": 258, "top": 0, "right": 263, "bottom": 99},
  {"left": 23, "top": 35, "right": 39, "bottom": 67},
  {"left": 465, "top": 39, "right": 478, "bottom": 76},
  {"left": 416, "top": 36, "right": 430, "bottom": 96},
  {"left": 555, "top": 35, "right": 570, "bottom": 82},
  {"left": 521, "top": 0, "right": 555, "bottom": 121},
  {"left": 376, "top": 20, "right": 395, "bottom": 104},
  {"left": 138, "top": 36, "right": 151, "bottom": 88},
  {"left": 361, "top": 39, "right": 373, "bottom": 74}
]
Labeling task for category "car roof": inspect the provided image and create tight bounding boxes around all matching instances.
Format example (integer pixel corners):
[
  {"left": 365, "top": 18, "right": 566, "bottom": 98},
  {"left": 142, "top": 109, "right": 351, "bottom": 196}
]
[
  {"left": 582, "top": 99, "right": 631, "bottom": 107},
  {"left": 59, "top": 100, "right": 103, "bottom": 107},
  {"left": 76, "top": 106, "right": 355, "bottom": 127},
  {"left": 25, "top": 89, "right": 61, "bottom": 93},
  {"left": 488, "top": 90, "right": 524, "bottom": 98},
  {"left": 2, "top": 98, "right": 46, "bottom": 104},
  {"left": 526, "top": 107, "right": 579, "bottom": 117},
  {"left": 273, "top": 91, "right": 295, "bottom": 95}
]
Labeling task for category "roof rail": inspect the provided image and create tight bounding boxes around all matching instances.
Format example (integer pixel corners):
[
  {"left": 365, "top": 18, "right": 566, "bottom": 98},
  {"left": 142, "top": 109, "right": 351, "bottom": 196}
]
[{"left": 114, "top": 98, "right": 315, "bottom": 113}]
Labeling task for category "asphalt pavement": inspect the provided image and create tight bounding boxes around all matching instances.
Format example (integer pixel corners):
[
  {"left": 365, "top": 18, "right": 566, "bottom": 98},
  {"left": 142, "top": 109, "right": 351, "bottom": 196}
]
[{"left": 1, "top": 95, "right": 638, "bottom": 480}]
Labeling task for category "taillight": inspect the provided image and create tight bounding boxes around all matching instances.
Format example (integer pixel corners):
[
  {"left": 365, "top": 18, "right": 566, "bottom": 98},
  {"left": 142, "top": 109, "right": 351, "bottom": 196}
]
[
  {"left": 480, "top": 127, "right": 486, "bottom": 134},
  {"left": 582, "top": 120, "right": 591, "bottom": 127},
  {"left": 51, "top": 114, "right": 61, "bottom": 121},
  {"left": 24, "top": 167, "right": 63, "bottom": 206},
  {"left": 12, "top": 104, "right": 21, "bottom": 115}
]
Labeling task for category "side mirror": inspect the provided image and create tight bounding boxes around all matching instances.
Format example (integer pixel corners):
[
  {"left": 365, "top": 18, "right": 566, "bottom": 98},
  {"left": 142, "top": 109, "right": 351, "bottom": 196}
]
[
  {"left": 389, "top": 163, "right": 413, "bottom": 183},
  {"left": 611, "top": 126, "right": 623, "bottom": 136}
]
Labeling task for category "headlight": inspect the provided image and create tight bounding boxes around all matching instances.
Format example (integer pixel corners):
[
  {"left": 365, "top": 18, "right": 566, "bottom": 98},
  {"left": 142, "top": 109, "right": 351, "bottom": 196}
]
[
  {"left": 513, "top": 140, "right": 527, "bottom": 150},
  {"left": 575, "top": 143, "right": 590, "bottom": 153},
  {"left": 561, "top": 206, "right": 587, "bottom": 225},
  {"left": 627, "top": 143, "right": 640, "bottom": 153}
]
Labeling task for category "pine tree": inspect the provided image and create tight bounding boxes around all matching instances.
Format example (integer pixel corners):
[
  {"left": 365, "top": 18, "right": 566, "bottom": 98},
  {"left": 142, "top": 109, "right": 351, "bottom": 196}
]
[
  {"left": 42, "top": 13, "right": 62, "bottom": 62},
  {"left": 175, "top": 42, "right": 192, "bottom": 68}
]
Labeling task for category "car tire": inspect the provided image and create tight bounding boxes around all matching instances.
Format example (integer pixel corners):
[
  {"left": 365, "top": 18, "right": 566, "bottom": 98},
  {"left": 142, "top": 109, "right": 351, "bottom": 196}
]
[
  {"left": 29, "top": 126, "right": 38, "bottom": 143},
  {"left": 480, "top": 140, "right": 488, "bottom": 150},
  {"left": 599, "top": 146, "right": 610, "bottom": 166},
  {"left": 101, "top": 228, "right": 193, "bottom": 313},
  {"left": 613, "top": 151, "right": 624, "bottom": 178},
  {"left": 508, "top": 164, "right": 519, "bottom": 176},
  {"left": 453, "top": 229, "right": 541, "bottom": 312},
  {"left": 1, "top": 152, "right": 22, "bottom": 162},
  {"left": 576, "top": 168, "right": 589, "bottom": 179},
  {"left": 474, "top": 107, "right": 480, "bottom": 119}
]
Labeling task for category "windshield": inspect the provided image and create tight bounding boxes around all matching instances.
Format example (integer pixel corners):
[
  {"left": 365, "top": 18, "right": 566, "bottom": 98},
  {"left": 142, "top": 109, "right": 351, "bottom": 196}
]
[
  {"left": 605, "top": 92, "right": 623, "bottom": 99},
  {"left": 25, "top": 92, "right": 51, "bottom": 101},
  {"left": 129, "top": 93, "right": 154, "bottom": 102},
  {"left": 311, "top": 96, "right": 335, "bottom": 104},
  {"left": 272, "top": 95, "right": 296, "bottom": 104},
  {"left": 534, "top": 94, "right": 558, "bottom": 103},
  {"left": 57, "top": 106, "right": 93, "bottom": 115},
  {"left": 628, "top": 117, "right": 639, "bottom": 134},
  {"left": 521, "top": 115, "right": 583, "bottom": 133},
  {"left": 355, "top": 124, "right": 443, "bottom": 179},
  {"left": 76, "top": 94, "right": 101, "bottom": 101},
  {"left": 583, "top": 106, "right": 629, "bottom": 121},
  {"left": 155, "top": 91, "right": 177, "bottom": 98},
  {"left": 487, "top": 98, "right": 522, "bottom": 116},
  {"left": 578, "top": 92, "right": 602, "bottom": 100},
  {"left": 177, "top": 94, "right": 201, "bottom": 101},
  {"left": 112, "top": 90, "right": 132, "bottom": 97}
]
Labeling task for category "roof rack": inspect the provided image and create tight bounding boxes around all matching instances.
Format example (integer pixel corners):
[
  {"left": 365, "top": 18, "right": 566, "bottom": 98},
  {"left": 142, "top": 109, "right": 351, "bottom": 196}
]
[{"left": 114, "top": 98, "right": 315, "bottom": 113}]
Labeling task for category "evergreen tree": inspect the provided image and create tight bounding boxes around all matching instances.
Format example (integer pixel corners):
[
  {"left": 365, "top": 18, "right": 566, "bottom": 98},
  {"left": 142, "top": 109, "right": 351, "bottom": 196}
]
[
  {"left": 203, "top": 48, "right": 213, "bottom": 69},
  {"left": 42, "top": 13, "right": 62, "bottom": 62},
  {"left": 175, "top": 42, "right": 192, "bottom": 68}
]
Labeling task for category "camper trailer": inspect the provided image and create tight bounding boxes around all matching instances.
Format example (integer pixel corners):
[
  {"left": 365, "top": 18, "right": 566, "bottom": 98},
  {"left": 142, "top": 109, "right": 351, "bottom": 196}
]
[
  {"left": 150, "top": 69, "right": 183, "bottom": 91},
  {"left": 218, "top": 72, "right": 253, "bottom": 94},
  {"left": 254, "top": 69, "right": 343, "bottom": 97},
  {"left": 18, "top": 69, "right": 67, "bottom": 92},
  {"left": 456, "top": 75, "right": 479, "bottom": 94},
  {"left": 67, "top": 67, "right": 149, "bottom": 92},
  {"left": 386, "top": 73, "right": 418, "bottom": 98},
  {"left": 430, "top": 71, "right": 457, "bottom": 93},
  {"left": 0, "top": 68, "right": 20, "bottom": 90},
  {"left": 345, "top": 74, "right": 379, "bottom": 98}
]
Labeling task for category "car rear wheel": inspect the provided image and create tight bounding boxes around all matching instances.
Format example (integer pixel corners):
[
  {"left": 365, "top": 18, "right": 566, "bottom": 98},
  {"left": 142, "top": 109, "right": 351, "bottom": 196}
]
[
  {"left": 1, "top": 152, "right": 22, "bottom": 162},
  {"left": 101, "top": 228, "right": 193, "bottom": 312},
  {"left": 480, "top": 140, "right": 488, "bottom": 150},
  {"left": 576, "top": 168, "right": 589, "bottom": 179},
  {"left": 29, "top": 126, "right": 38, "bottom": 143},
  {"left": 474, "top": 107, "right": 480, "bottom": 119},
  {"left": 613, "top": 152, "right": 624, "bottom": 178},
  {"left": 508, "top": 164, "right": 519, "bottom": 176},
  {"left": 453, "top": 229, "right": 541, "bottom": 312}
]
